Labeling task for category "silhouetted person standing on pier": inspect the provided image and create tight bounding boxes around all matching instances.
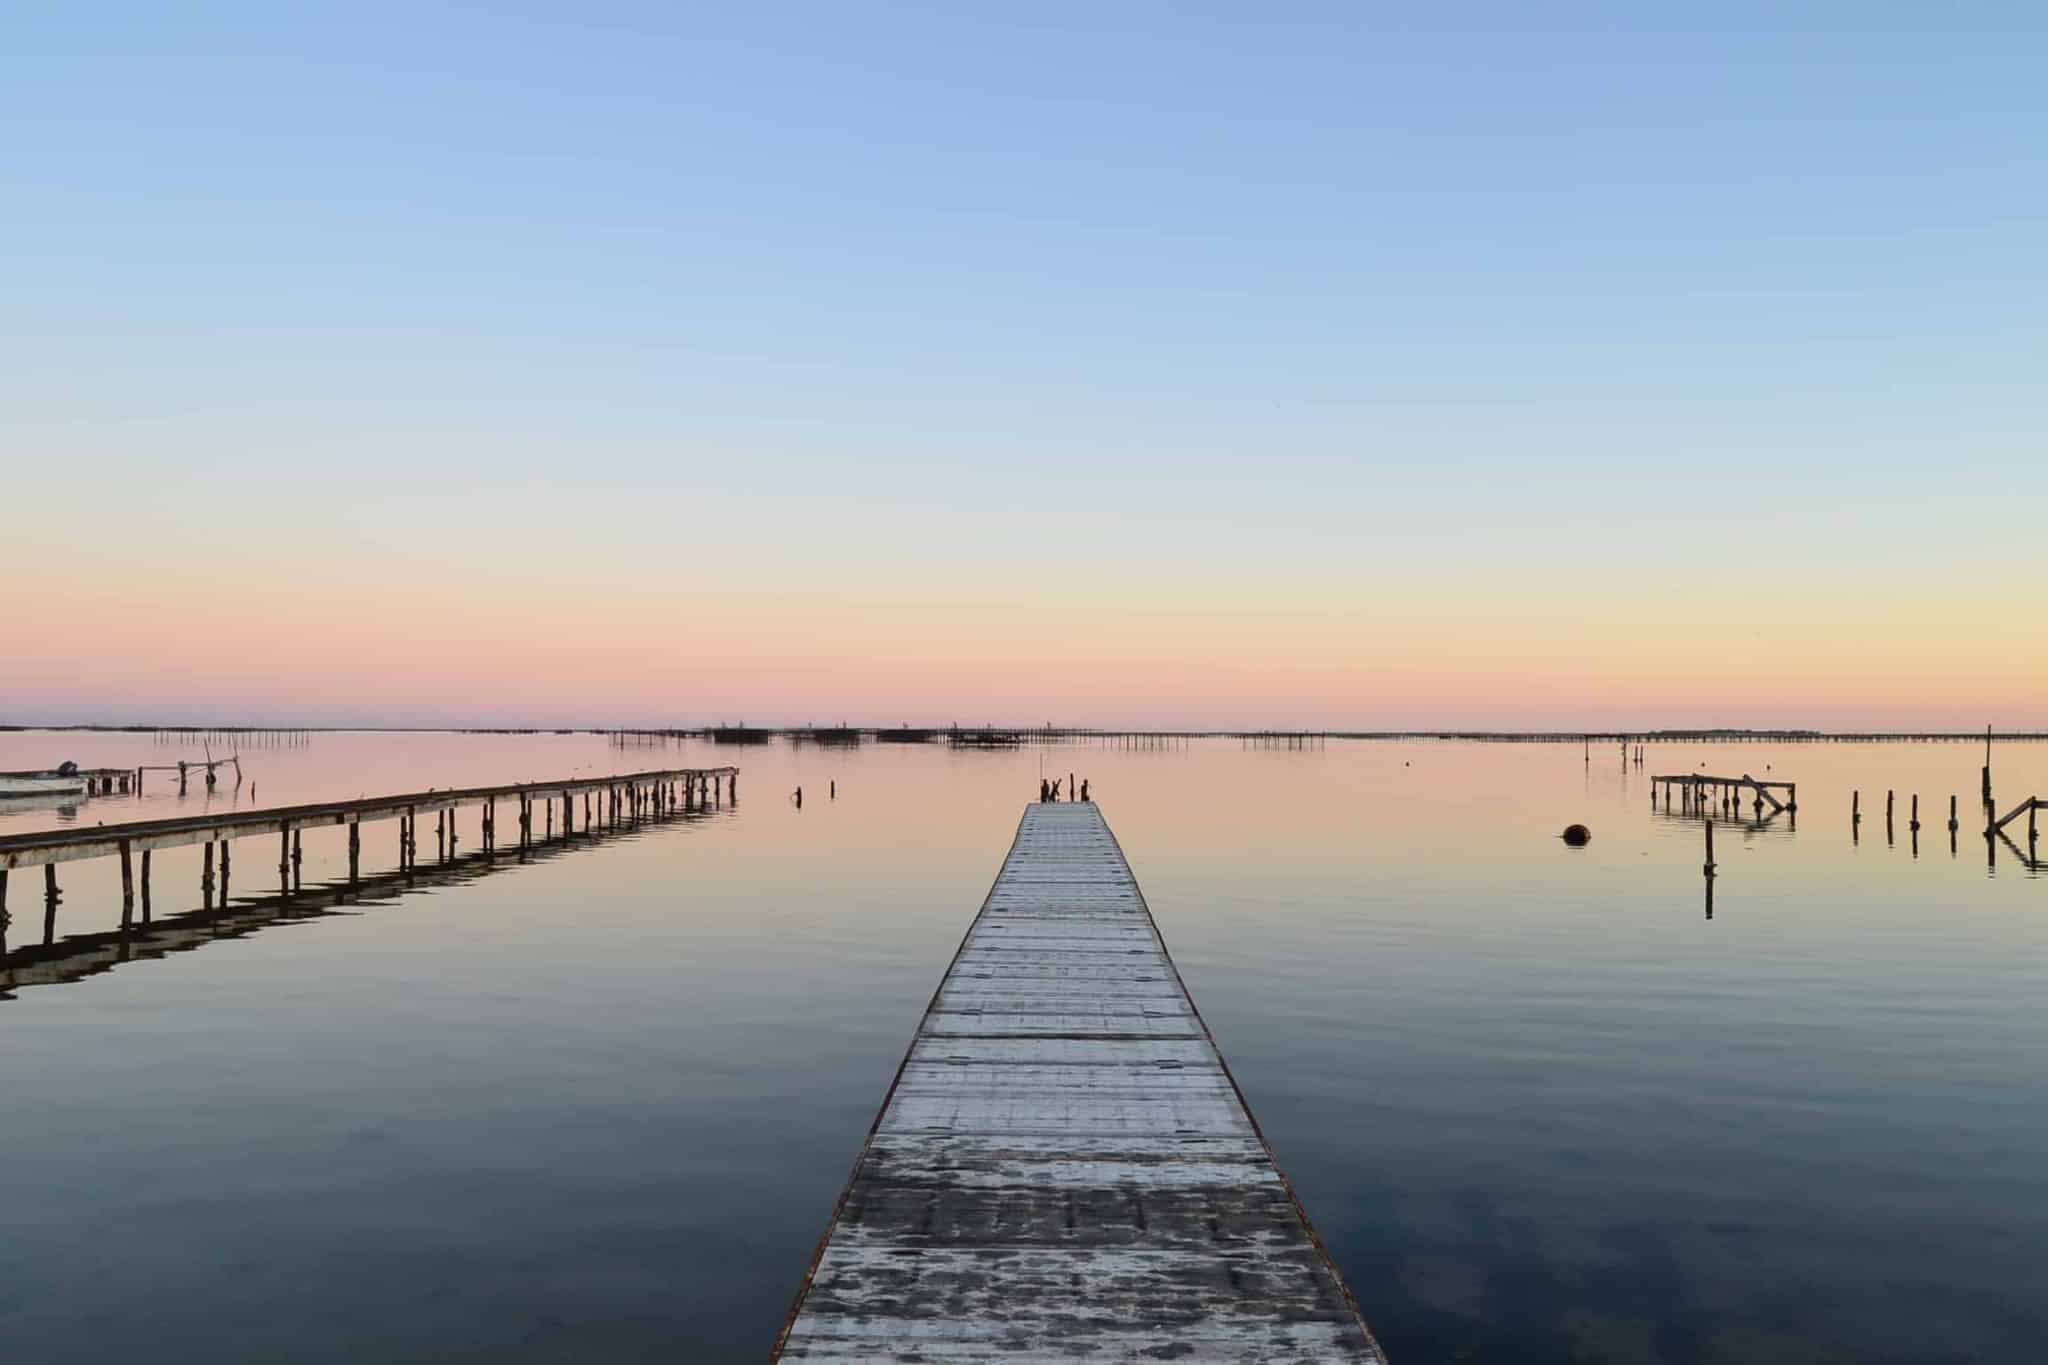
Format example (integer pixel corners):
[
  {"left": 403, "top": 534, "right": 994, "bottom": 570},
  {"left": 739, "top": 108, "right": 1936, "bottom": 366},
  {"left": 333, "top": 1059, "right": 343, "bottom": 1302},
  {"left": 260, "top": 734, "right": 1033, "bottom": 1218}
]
[{"left": 1080, "top": 779, "right": 1090, "bottom": 802}]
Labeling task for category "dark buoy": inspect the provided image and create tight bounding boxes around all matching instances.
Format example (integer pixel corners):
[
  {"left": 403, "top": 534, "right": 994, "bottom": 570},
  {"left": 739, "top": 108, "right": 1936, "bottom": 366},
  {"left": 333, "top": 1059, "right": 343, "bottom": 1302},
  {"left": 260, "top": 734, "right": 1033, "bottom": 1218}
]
[{"left": 1562, "top": 824, "right": 1591, "bottom": 846}]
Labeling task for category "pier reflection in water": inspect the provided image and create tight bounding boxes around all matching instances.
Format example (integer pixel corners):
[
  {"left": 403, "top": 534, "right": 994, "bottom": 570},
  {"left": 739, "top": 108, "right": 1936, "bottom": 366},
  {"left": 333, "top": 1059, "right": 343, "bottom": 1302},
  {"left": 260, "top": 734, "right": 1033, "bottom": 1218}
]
[{"left": 1, "top": 731, "right": 2046, "bottom": 1364}]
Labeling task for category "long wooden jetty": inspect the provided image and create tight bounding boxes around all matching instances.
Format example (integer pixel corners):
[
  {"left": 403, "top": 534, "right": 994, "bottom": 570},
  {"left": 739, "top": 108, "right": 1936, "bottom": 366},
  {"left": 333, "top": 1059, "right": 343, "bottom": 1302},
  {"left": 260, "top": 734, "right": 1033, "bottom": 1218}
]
[
  {"left": 0, "top": 766, "right": 736, "bottom": 952},
  {"left": 774, "top": 802, "right": 1382, "bottom": 1361}
]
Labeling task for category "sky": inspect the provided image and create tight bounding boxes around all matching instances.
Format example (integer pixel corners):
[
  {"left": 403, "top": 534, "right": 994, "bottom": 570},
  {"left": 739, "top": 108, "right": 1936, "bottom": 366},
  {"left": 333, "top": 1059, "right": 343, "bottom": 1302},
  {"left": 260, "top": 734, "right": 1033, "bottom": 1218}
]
[{"left": 5, "top": 2, "right": 2044, "bottom": 730}]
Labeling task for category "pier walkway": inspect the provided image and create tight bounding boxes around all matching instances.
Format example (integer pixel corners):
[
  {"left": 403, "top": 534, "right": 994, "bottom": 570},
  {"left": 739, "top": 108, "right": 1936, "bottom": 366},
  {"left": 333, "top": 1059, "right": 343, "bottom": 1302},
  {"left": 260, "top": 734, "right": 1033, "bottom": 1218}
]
[{"left": 774, "top": 802, "right": 1382, "bottom": 1362}]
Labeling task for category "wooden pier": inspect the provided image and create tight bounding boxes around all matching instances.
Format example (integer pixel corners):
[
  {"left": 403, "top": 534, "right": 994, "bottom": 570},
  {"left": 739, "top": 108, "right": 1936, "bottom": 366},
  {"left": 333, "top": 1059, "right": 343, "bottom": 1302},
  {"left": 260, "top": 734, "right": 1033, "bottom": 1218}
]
[
  {"left": 0, "top": 766, "right": 737, "bottom": 955},
  {"left": 1653, "top": 772, "right": 1796, "bottom": 816},
  {"left": 774, "top": 802, "right": 1381, "bottom": 1362}
]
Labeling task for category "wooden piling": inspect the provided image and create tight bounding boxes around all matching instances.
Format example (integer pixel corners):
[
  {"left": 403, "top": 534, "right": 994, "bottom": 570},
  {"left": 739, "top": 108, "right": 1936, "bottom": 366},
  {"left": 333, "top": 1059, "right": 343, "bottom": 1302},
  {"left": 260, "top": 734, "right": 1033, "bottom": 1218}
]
[
  {"left": 202, "top": 841, "right": 215, "bottom": 908},
  {"left": 348, "top": 821, "right": 361, "bottom": 884},
  {"left": 141, "top": 850, "right": 151, "bottom": 921},
  {"left": 119, "top": 839, "right": 134, "bottom": 926},
  {"left": 1910, "top": 795, "right": 1920, "bottom": 832},
  {"left": 44, "top": 864, "right": 59, "bottom": 943},
  {"left": 1949, "top": 795, "right": 1959, "bottom": 833},
  {"left": 1704, "top": 818, "right": 1716, "bottom": 878},
  {"left": 280, "top": 826, "right": 293, "bottom": 895}
]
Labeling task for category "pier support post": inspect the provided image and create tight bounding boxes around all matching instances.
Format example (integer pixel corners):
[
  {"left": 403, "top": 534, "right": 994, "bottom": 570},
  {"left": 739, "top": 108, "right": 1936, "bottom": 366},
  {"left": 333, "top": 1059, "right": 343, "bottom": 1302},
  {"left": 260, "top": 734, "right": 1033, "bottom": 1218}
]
[
  {"left": 349, "top": 822, "right": 361, "bottom": 885},
  {"left": 203, "top": 841, "right": 216, "bottom": 908},
  {"left": 141, "top": 850, "right": 153, "bottom": 918},
  {"left": 45, "top": 865, "right": 60, "bottom": 943},
  {"left": 120, "top": 840, "right": 135, "bottom": 927},
  {"left": 280, "top": 826, "right": 293, "bottom": 896},
  {"left": 0, "top": 868, "right": 8, "bottom": 956},
  {"left": 220, "top": 839, "right": 231, "bottom": 900},
  {"left": 1910, "top": 796, "right": 1920, "bottom": 832},
  {"left": 1949, "top": 795, "right": 1958, "bottom": 833},
  {"left": 1704, "top": 819, "right": 1716, "bottom": 878}
]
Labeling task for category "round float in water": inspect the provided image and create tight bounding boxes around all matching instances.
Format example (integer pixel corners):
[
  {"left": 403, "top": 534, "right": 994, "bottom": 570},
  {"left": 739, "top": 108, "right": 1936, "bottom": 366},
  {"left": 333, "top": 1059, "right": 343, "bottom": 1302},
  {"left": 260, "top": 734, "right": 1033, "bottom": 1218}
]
[{"left": 1561, "top": 824, "right": 1591, "bottom": 846}]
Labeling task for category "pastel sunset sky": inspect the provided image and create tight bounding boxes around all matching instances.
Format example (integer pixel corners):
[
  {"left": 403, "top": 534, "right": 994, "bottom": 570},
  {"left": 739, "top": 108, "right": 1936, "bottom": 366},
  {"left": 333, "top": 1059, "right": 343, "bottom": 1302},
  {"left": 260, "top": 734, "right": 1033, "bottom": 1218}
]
[{"left": 7, "top": 4, "right": 2044, "bottom": 729}]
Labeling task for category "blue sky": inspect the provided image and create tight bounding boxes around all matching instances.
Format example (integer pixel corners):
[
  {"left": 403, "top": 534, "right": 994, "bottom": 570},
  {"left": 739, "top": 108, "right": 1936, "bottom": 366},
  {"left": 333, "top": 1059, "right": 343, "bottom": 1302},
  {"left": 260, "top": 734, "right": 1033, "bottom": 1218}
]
[{"left": 5, "top": 3, "right": 2045, "bottom": 725}]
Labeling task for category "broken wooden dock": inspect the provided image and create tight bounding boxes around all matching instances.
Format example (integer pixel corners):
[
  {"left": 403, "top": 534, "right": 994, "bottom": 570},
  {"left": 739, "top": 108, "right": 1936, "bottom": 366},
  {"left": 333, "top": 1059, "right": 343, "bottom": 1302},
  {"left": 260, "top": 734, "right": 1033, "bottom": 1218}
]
[
  {"left": 1653, "top": 772, "right": 1796, "bottom": 816},
  {"left": 773, "top": 801, "right": 1382, "bottom": 1362}
]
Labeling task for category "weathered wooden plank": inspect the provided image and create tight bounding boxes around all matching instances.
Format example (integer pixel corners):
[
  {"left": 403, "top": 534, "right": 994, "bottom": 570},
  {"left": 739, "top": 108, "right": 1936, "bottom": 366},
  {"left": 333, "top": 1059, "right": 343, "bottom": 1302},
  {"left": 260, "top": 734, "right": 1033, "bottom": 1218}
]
[{"left": 775, "top": 802, "right": 1383, "bottom": 1362}]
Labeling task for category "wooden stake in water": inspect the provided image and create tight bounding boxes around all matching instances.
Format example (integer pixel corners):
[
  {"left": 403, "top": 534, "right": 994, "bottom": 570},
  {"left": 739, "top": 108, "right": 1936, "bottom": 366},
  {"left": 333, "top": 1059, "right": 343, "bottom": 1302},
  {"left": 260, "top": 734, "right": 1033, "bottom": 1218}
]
[{"left": 1704, "top": 818, "right": 1716, "bottom": 878}]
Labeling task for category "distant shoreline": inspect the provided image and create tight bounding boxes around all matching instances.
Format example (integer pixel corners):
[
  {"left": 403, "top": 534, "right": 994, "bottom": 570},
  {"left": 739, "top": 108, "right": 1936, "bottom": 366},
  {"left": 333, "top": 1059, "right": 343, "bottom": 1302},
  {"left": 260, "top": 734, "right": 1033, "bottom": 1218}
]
[{"left": 4, "top": 724, "right": 2042, "bottom": 742}]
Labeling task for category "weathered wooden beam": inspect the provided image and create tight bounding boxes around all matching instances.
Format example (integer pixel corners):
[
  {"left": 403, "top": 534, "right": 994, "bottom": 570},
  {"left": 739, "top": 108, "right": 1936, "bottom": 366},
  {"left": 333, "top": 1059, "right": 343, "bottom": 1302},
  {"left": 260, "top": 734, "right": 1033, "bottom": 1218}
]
[{"left": 1990, "top": 797, "right": 2036, "bottom": 834}]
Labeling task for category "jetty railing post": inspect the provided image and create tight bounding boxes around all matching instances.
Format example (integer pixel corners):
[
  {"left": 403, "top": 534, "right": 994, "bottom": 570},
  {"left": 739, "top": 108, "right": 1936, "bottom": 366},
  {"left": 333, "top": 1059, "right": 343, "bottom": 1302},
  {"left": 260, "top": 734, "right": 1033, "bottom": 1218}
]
[{"left": 119, "top": 839, "right": 135, "bottom": 928}]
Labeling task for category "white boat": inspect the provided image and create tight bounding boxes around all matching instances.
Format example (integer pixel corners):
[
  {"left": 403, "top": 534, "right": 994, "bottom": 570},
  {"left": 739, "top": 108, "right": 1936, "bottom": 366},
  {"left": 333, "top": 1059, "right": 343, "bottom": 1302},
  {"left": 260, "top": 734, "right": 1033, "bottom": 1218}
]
[{"left": 0, "top": 764, "right": 88, "bottom": 796}]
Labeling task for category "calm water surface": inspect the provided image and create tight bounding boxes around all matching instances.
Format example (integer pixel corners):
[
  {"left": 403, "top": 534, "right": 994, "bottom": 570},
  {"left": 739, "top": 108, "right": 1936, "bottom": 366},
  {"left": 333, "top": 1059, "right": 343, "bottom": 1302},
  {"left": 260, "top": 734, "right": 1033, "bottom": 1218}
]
[{"left": 3, "top": 731, "right": 2045, "bottom": 1362}]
